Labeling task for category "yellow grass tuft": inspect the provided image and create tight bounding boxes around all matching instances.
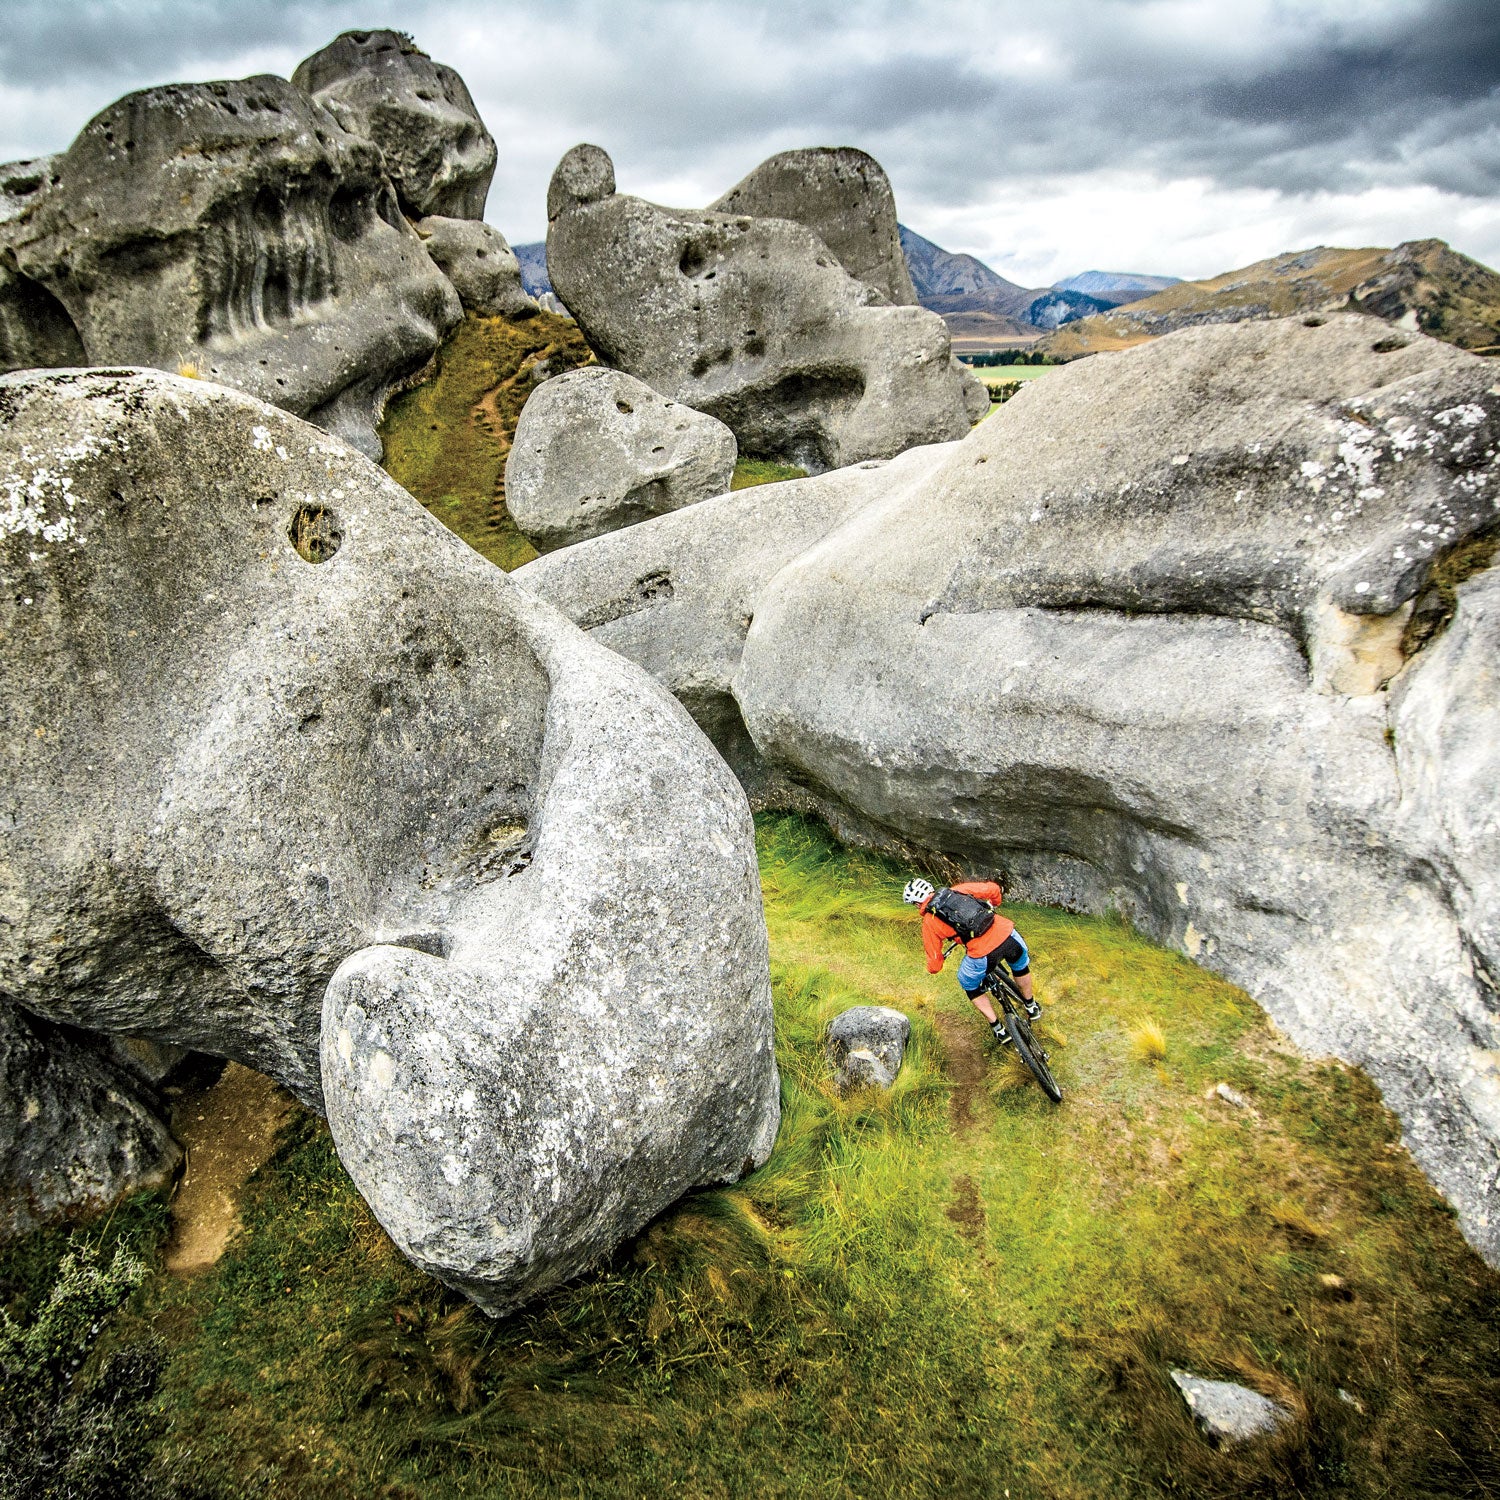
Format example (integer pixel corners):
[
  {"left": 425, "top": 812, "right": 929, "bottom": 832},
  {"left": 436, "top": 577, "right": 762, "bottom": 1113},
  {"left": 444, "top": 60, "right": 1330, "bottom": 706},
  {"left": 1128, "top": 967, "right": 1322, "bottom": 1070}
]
[
  {"left": 176, "top": 359, "right": 201, "bottom": 379},
  {"left": 1129, "top": 1015, "right": 1167, "bottom": 1063}
]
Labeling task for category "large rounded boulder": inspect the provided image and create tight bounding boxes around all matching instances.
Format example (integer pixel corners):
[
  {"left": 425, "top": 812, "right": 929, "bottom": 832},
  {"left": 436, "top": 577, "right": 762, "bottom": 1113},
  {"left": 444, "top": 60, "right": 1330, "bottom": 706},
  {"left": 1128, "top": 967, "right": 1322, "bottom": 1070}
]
[
  {"left": 0, "top": 76, "right": 461, "bottom": 459},
  {"left": 292, "top": 29, "right": 497, "bottom": 221},
  {"left": 0, "top": 368, "right": 779, "bottom": 1308}
]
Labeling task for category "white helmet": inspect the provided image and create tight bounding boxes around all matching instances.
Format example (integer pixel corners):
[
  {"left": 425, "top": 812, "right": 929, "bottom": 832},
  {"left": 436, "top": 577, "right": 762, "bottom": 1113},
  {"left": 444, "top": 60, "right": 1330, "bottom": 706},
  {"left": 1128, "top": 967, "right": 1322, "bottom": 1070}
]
[{"left": 903, "top": 878, "right": 934, "bottom": 906}]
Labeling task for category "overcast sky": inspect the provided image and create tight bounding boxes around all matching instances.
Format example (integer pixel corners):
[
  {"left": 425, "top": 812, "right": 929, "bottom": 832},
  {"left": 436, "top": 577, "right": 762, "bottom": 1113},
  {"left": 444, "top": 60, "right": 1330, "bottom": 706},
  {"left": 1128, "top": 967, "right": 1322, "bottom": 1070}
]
[{"left": 1, "top": 0, "right": 1496, "bottom": 287}]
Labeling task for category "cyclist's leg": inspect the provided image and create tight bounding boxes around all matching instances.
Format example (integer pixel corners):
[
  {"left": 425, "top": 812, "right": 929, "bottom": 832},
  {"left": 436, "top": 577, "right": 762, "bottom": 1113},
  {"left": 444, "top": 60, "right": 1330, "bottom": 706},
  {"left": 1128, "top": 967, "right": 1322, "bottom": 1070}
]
[
  {"left": 956, "top": 952, "right": 1000, "bottom": 1024},
  {"left": 987, "top": 932, "right": 1036, "bottom": 1004}
]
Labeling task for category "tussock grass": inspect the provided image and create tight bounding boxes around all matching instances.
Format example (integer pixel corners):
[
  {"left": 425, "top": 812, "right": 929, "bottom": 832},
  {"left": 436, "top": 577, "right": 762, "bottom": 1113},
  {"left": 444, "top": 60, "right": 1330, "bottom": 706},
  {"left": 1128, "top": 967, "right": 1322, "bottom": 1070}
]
[
  {"left": 3, "top": 813, "right": 1498, "bottom": 1498},
  {"left": 1130, "top": 1015, "right": 1168, "bottom": 1063}
]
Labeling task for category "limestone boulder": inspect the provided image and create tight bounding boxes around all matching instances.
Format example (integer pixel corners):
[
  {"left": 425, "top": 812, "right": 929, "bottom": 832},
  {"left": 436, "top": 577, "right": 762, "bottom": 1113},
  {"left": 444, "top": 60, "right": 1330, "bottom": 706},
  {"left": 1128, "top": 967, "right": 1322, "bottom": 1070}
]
[
  {"left": 826, "top": 1006, "right": 911, "bottom": 1091},
  {"left": 0, "top": 367, "right": 779, "bottom": 1309},
  {"left": 710, "top": 147, "right": 919, "bottom": 308},
  {"left": 417, "top": 216, "right": 536, "bottom": 319},
  {"left": 507, "top": 367, "right": 736, "bottom": 552},
  {"left": 515, "top": 314, "right": 1500, "bottom": 1264},
  {"left": 0, "top": 1006, "right": 181, "bottom": 1237},
  {"left": 545, "top": 144, "right": 973, "bottom": 473},
  {"left": 0, "top": 77, "right": 461, "bottom": 459},
  {"left": 292, "top": 30, "right": 496, "bottom": 221},
  {"left": 1170, "top": 1371, "right": 1294, "bottom": 1446},
  {"left": 516, "top": 444, "right": 948, "bottom": 791}
]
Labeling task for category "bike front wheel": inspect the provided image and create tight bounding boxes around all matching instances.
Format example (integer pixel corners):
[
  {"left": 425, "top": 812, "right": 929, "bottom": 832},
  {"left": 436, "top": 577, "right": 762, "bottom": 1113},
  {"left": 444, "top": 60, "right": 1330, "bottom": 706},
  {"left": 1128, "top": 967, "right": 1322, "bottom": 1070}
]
[{"left": 1006, "top": 1011, "right": 1063, "bottom": 1104}]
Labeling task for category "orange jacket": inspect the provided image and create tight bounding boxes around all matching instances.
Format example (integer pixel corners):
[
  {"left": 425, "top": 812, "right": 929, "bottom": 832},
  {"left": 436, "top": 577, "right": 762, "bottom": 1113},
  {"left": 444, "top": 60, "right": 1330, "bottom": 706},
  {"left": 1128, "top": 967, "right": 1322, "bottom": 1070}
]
[{"left": 921, "top": 881, "right": 1015, "bottom": 974}]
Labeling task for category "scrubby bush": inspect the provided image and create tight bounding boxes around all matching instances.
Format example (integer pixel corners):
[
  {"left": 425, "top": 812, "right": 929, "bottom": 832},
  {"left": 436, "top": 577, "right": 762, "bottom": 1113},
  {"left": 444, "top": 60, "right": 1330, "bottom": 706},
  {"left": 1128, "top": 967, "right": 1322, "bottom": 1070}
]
[{"left": 0, "top": 1241, "right": 200, "bottom": 1500}]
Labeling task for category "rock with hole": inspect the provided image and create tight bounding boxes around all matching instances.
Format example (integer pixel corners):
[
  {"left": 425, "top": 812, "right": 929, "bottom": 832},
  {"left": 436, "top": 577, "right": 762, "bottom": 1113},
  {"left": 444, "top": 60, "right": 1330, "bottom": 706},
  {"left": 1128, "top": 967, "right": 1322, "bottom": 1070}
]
[
  {"left": 826, "top": 1006, "right": 911, "bottom": 1091},
  {"left": 0, "top": 367, "right": 779, "bottom": 1308},
  {"left": 545, "top": 143, "right": 974, "bottom": 473},
  {"left": 292, "top": 29, "right": 496, "bottom": 221},
  {"left": 0, "top": 74, "right": 461, "bottom": 459},
  {"left": 507, "top": 366, "right": 736, "bottom": 551},
  {"left": 517, "top": 314, "right": 1500, "bottom": 1265}
]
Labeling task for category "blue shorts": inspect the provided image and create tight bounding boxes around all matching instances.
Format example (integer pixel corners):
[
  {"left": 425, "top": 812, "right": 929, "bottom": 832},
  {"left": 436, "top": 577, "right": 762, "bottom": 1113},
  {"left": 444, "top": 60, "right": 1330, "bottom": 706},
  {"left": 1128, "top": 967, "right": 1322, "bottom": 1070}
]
[{"left": 958, "top": 933, "right": 1029, "bottom": 995}]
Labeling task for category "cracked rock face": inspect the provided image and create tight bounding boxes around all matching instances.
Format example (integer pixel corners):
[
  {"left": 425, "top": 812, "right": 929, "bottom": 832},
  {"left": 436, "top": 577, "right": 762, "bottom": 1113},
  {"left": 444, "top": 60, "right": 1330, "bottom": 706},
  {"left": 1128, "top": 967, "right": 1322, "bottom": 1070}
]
[
  {"left": 507, "top": 367, "right": 736, "bottom": 552},
  {"left": 517, "top": 314, "right": 1500, "bottom": 1263},
  {"left": 0, "top": 367, "right": 779, "bottom": 1307},
  {"left": 0, "top": 75, "right": 461, "bottom": 459},
  {"left": 545, "top": 143, "right": 973, "bottom": 474},
  {"left": 292, "top": 30, "right": 497, "bottom": 221}
]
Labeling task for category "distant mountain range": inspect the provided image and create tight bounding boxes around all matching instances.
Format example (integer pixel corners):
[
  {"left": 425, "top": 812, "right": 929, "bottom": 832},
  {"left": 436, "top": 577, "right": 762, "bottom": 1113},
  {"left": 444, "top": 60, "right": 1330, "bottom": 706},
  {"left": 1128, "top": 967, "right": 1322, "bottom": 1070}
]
[
  {"left": 513, "top": 240, "right": 552, "bottom": 298},
  {"left": 896, "top": 225, "right": 1177, "bottom": 340},
  {"left": 1039, "top": 239, "right": 1500, "bottom": 358},
  {"left": 515, "top": 225, "right": 1498, "bottom": 358}
]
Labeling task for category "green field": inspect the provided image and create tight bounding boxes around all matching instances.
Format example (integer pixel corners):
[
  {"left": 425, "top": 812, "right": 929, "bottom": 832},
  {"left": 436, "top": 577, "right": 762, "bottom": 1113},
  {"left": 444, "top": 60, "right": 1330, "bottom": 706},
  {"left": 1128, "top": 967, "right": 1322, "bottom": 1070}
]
[
  {"left": 968, "top": 364, "right": 1056, "bottom": 384},
  {"left": 4, "top": 814, "right": 1497, "bottom": 1499}
]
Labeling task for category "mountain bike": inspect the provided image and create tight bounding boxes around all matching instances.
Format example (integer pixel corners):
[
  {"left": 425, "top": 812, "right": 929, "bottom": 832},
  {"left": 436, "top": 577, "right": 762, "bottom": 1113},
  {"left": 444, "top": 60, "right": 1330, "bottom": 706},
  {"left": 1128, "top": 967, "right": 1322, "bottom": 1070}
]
[{"left": 947, "top": 941, "right": 1064, "bottom": 1104}]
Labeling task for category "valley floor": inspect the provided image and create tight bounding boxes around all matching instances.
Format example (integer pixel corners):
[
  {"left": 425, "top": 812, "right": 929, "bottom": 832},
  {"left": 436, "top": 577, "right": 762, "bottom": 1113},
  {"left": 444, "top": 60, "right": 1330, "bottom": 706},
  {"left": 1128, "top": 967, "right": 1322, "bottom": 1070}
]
[{"left": 3, "top": 815, "right": 1497, "bottom": 1499}]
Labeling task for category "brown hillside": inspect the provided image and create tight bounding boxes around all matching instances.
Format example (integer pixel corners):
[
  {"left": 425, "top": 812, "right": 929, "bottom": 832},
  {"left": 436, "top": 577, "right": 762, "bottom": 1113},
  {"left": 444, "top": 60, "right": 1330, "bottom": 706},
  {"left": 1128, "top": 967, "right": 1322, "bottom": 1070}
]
[{"left": 1041, "top": 239, "right": 1500, "bottom": 359}]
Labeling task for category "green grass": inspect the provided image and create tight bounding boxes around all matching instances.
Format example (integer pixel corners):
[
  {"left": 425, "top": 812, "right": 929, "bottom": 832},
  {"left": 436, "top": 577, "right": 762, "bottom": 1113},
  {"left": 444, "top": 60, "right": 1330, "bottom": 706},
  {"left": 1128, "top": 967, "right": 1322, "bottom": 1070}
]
[
  {"left": 968, "top": 365, "right": 1055, "bottom": 384},
  {"left": 731, "top": 458, "right": 808, "bottom": 490},
  {"left": 4, "top": 814, "right": 1498, "bottom": 1498},
  {"left": 379, "top": 311, "right": 595, "bottom": 572}
]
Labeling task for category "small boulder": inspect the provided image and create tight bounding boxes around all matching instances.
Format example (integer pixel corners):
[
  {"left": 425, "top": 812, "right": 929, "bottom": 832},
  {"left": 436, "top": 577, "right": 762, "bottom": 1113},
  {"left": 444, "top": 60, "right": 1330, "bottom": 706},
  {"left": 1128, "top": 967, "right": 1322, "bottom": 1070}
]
[
  {"left": 1170, "top": 1370, "right": 1294, "bottom": 1445},
  {"left": 293, "top": 30, "right": 496, "bottom": 220},
  {"left": 417, "top": 216, "right": 536, "bottom": 319},
  {"left": 826, "top": 1006, "right": 911, "bottom": 1091},
  {"left": 507, "top": 367, "right": 737, "bottom": 551}
]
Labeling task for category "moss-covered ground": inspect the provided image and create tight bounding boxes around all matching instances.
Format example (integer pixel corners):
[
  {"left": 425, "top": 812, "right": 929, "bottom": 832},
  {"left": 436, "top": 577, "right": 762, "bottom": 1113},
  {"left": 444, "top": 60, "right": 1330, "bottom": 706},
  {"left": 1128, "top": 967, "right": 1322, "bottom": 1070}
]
[
  {"left": 4, "top": 815, "right": 1498, "bottom": 1498},
  {"left": 379, "top": 312, "right": 594, "bottom": 572}
]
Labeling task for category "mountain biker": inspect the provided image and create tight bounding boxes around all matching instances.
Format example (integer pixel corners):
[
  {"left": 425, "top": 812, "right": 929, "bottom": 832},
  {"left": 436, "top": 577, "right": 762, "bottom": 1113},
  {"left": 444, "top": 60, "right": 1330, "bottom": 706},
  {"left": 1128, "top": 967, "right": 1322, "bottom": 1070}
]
[{"left": 903, "top": 878, "right": 1040, "bottom": 1047}]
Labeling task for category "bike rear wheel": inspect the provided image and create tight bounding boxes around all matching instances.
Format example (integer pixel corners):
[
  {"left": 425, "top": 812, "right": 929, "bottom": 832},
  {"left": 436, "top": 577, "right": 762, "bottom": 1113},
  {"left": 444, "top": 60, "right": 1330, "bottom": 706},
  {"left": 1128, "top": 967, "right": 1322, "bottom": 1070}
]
[{"left": 1006, "top": 1010, "right": 1063, "bottom": 1104}]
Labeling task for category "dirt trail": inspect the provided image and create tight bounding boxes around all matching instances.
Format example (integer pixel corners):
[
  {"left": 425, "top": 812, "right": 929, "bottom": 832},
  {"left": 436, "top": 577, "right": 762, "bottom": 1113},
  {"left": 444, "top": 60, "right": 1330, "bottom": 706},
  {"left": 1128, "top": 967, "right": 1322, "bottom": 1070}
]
[
  {"left": 164, "top": 1063, "right": 297, "bottom": 1274},
  {"left": 932, "top": 1008, "right": 989, "bottom": 1132}
]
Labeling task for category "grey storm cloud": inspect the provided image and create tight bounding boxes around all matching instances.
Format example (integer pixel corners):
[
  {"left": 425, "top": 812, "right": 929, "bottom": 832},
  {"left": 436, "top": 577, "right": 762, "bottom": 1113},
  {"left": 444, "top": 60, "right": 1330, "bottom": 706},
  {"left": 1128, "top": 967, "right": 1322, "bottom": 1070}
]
[{"left": 0, "top": 0, "right": 1495, "bottom": 268}]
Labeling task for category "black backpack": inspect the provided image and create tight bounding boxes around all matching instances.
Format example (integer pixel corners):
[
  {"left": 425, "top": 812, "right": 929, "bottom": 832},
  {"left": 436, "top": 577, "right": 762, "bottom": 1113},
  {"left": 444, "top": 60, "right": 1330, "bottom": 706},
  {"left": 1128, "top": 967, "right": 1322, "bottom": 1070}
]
[{"left": 928, "top": 887, "right": 995, "bottom": 942}]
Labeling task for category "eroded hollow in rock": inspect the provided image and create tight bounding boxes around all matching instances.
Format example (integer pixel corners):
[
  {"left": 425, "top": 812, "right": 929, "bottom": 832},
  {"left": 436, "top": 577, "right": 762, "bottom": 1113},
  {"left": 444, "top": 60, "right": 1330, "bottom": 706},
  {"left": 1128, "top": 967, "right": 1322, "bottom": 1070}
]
[{"left": 288, "top": 504, "right": 343, "bottom": 562}]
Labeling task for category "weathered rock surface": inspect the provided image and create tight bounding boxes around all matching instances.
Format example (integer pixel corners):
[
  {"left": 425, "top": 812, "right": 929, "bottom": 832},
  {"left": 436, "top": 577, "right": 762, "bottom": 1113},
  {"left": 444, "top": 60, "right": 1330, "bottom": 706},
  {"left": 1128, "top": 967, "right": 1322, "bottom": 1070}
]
[
  {"left": 711, "top": 147, "right": 919, "bottom": 308},
  {"left": 517, "top": 445, "right": 943, "bottom": 789},
  {"left": 826, "top": 1006, "right": 911, "bottom": 1091},
  {"left": 0, "top": 1006, "right": 181, "bottom": 1237},
  {"left": 706, "top": 147, "right": 989, "bottom": 424},
  {"left": 545, "top": 144, "right": 974, "bottom": 473},
  {"left": 1170, "top": 1371, "right": 1294, "bottom": 1445},
  {"left": 417, "top": 216, "right": 535, "bottom": 319},
  {"left": 0, "top": 367, "right": 779, "bottom": 1307},
  {"left": 517, "top": 314, "right": 1500, "bottom": 1263},
  {"left": 507, "top": 367, "right": 736, "bottom": 551},
  {"left": 292, "top": 30, "right": 497, "bottom": 221},
  {"left": 0, "top": 76, "right": 461, "bottom": 458}
]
